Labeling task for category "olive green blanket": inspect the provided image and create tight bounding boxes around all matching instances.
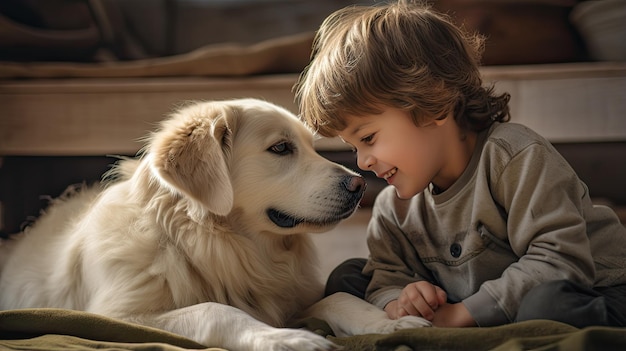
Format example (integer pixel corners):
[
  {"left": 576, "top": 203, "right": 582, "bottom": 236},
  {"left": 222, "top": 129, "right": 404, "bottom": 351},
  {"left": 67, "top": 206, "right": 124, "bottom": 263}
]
[{"left": 1, "top": 308, "right": 625, "bottom": 350}]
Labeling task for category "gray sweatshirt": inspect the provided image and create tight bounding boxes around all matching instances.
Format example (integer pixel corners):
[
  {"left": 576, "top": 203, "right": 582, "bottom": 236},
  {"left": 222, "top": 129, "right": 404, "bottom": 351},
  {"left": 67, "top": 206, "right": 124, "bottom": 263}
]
[{"left": 363, "top": 122, "right": 626, "bottom": 327}]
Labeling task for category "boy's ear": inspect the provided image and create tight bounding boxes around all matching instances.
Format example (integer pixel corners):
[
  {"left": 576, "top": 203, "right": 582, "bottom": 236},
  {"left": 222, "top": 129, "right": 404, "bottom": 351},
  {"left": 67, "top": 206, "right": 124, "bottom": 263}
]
[
  {"left": 433, "top": 112, "right": 451, "bottom": 126},
  {"left": 149, "top": 104, "right": 234, "bottom": 219}
]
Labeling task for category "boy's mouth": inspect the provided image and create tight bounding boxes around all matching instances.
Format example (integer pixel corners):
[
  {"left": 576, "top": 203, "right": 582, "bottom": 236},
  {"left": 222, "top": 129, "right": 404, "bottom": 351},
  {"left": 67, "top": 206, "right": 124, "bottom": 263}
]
[{"left": 381, "top": 167, "right": 397, "bottom": 180}]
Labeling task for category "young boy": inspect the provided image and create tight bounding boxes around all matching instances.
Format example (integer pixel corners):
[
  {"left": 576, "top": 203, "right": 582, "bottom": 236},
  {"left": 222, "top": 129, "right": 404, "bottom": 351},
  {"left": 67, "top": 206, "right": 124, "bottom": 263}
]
[{"left": 294, "top": 0, "right": 626, "bottom": 328}]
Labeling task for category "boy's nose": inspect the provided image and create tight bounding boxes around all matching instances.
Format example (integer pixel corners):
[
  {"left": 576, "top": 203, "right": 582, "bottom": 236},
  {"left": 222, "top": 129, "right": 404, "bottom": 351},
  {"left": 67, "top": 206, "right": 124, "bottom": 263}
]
[{"left": 356, "top": 152, "right": 375, "bottom": 171}]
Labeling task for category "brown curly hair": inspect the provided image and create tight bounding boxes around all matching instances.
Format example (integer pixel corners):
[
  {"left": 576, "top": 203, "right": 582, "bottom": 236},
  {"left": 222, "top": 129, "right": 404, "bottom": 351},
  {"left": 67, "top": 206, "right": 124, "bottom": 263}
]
[{"left": 294, "top": 0, "right": 510, "bottom": 137}]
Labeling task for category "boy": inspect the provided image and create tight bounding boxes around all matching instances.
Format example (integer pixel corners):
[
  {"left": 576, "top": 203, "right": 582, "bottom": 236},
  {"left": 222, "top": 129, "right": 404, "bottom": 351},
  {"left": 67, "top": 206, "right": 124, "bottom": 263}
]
[{"left": 294, "top": 0, "right": 626, "bottom": 328}]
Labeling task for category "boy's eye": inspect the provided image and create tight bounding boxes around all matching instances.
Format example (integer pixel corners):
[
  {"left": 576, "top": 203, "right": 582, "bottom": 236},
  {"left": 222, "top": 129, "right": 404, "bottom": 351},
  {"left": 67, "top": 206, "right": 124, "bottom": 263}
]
[{"left": 360, "top": 133, "right": 374, "bottom": 144}]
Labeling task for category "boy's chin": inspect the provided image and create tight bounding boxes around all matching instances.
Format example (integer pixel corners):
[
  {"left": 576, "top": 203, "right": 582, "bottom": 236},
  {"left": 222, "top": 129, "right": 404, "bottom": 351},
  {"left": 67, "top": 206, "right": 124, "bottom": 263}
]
[{"left": 393, "top": 186, "right": 421, "bottom": 200}]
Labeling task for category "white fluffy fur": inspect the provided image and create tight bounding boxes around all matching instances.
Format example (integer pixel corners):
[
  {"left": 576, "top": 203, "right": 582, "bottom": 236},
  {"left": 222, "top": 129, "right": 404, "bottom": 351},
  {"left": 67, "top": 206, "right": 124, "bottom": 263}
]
[{"left": 0, "top": 98, "right": 430, "bottom": 351}]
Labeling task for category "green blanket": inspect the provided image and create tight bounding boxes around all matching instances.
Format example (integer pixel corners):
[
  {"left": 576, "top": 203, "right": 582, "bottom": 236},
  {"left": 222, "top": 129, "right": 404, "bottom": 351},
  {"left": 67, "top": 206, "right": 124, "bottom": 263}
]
[{"left": 1, "top": 308, "right": 625, "bottom": 351}]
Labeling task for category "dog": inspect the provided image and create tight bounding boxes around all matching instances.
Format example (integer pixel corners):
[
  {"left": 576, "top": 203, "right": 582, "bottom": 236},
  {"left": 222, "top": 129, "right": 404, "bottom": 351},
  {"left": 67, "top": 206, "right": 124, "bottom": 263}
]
[{"left": 0, "top": 98, "right": 430, "bottom": 351}]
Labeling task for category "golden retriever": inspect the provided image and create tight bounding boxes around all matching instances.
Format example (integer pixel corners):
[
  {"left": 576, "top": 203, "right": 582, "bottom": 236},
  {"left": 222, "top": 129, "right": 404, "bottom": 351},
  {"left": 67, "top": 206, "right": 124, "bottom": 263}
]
[{"left": 0, "top": 98, "right": 429, "bottom": 351}]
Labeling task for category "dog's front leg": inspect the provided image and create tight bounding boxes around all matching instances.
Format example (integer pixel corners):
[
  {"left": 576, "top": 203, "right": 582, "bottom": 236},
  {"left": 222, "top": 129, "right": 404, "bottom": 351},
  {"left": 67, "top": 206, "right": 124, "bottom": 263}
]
[
  {"left": 303, "top": 292, "right": 432, "bottom": 337},
  {"left": 127, "top": 302, "right": 338, "bottom": 351}
]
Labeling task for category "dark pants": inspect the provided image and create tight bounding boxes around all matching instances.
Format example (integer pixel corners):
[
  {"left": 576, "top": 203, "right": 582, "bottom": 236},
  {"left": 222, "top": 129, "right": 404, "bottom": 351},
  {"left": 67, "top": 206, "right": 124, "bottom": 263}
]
[
  {"left": 325, "top": 258, "right": 626, "bottom": 328},
  {"left": 325, "top": 258, "right": 371, "bottom": 299}
]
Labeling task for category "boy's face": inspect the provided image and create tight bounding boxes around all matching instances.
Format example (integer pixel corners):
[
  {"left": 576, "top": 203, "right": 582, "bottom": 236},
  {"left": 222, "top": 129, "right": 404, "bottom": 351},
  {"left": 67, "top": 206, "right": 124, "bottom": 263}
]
[{"left": 338, "top": 107, "right": 448, "bottom": 199}]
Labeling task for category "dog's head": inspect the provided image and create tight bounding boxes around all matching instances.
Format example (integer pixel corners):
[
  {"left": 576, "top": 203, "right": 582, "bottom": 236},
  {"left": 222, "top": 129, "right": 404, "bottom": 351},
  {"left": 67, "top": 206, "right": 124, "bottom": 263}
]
[{"left": 148, "top": 98, "right": 365, "bottom": 234}]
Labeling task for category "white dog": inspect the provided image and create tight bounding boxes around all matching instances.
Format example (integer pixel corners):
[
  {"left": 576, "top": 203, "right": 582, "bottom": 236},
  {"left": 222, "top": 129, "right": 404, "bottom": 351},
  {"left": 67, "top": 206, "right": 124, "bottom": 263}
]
[{"left": 0, "top": 98, "right": 429, "bottom": 351}]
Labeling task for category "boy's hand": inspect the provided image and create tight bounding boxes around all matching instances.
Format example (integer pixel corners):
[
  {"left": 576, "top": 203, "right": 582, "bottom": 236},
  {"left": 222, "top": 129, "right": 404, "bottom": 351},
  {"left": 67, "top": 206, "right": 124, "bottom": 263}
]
[{"left": 384, "top": 281, "right": 447, "bottom": 320}]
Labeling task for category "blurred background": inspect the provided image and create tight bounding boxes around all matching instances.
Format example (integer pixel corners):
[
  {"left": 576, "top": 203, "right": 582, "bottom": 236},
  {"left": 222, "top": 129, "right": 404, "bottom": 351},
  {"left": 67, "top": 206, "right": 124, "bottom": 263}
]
[{"left": 1, "top": 0, "right": 612, "bottom": 64}]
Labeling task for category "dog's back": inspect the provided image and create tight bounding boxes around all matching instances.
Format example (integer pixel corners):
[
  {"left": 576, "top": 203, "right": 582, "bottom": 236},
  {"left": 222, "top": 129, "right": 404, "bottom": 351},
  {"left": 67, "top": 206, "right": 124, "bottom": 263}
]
[{"left": 0, "top": 184, "right": 101, "bottom": 309}]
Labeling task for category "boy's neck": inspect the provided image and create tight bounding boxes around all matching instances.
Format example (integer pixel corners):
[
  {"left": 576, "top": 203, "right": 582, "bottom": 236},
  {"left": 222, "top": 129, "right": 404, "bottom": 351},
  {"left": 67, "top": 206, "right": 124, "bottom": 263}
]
[{"left": 431, "top": 124, "right": 477, "bottom": 192}]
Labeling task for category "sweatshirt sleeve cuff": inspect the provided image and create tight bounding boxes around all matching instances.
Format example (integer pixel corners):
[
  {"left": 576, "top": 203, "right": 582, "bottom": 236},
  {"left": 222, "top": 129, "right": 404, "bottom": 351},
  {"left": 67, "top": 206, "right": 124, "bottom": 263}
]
[
  {"left": 463, "top": 289, "right": 511, "bottom": 327},
  {"left": 367, "top": 288, "right": 403, "bottom": 310}
]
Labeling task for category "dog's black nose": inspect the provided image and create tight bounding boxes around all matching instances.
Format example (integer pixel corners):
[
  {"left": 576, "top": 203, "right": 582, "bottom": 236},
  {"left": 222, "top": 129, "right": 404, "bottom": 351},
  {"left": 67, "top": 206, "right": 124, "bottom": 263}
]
[{"left": 343, "top": 175, "right": 366, "bottom": 193}]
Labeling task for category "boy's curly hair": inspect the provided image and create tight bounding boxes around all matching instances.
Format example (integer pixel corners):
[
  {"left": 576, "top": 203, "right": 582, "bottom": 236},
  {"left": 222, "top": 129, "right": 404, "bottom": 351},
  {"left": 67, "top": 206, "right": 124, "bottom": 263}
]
[{"left": 294, "top": 0, "right": 510, "bottom": 137}]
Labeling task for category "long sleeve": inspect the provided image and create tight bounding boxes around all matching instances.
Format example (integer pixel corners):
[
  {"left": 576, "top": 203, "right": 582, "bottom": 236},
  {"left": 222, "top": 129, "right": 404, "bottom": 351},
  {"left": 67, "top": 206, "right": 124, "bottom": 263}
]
[
  {"left": 363, "top": 187, "right": 434, "bottom": 309},
  {"left": 464, "top": 139, "right": 596, "bottom": 326}
]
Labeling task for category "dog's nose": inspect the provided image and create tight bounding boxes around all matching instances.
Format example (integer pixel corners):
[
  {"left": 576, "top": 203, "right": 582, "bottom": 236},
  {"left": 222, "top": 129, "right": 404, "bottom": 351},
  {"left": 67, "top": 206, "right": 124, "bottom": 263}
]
[{"left": 343, "top": 175, "right": 366, "bottom": 193}]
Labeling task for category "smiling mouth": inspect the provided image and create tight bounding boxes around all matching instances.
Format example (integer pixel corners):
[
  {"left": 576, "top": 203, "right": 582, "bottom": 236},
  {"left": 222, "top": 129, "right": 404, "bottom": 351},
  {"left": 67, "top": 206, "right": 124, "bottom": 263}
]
[{"left": 382, "top": 168, "right": 397, "bottom": 180}]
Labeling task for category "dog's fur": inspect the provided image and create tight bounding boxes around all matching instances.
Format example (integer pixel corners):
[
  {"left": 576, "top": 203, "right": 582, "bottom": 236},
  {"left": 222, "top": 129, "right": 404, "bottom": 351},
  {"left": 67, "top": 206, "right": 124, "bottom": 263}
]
[{"left": 0, "top": 99, "right": 429, "bottom": 351}]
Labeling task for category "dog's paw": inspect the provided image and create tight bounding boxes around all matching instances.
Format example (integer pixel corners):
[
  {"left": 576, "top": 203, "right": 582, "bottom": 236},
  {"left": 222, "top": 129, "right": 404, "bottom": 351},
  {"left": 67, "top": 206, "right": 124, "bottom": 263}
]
[
  {"left": 367, "top": 315, "right": 432, "bottom": 334},
  {"left": 254, "top": 328, "right": 339, "bottom": 351}
]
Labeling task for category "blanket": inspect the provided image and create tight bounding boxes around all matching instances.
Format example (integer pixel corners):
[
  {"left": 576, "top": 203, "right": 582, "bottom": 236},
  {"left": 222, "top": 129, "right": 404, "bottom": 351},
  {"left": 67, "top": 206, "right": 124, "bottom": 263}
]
[{"left": 1, "top": 308, "right": 625, "bottom": 351}]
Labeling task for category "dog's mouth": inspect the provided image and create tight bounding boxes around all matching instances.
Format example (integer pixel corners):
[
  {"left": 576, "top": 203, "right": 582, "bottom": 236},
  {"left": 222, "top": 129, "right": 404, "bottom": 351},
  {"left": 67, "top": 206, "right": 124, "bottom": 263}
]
[
  {"left": 266, "top": 198, "right": 360, "bottom": 228},
  {"left": 267, "top": 208, "right": 302, "bottom": 228},
  {"left": 267, "top": 206, "right": 358, "bottom": 229}
]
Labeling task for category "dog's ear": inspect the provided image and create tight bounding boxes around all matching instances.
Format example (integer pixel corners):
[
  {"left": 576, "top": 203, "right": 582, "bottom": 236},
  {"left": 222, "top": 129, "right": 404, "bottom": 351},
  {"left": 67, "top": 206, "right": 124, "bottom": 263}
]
[{"left": 150, "top": 103, "right": 234, "bottom": 219}]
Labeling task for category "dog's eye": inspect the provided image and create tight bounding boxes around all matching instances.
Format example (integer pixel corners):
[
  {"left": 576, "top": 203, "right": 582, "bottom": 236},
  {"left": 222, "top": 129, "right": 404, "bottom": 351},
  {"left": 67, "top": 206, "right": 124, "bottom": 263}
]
[{"left": 268, "top": 141, "right": 293, "bottom": 155}]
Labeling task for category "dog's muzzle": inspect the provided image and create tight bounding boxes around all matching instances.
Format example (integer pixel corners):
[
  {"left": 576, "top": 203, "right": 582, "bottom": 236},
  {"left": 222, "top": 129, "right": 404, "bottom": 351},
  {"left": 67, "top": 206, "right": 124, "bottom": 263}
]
[{"left": 267, "top": 175, "right": 366, "bottom": 228}]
